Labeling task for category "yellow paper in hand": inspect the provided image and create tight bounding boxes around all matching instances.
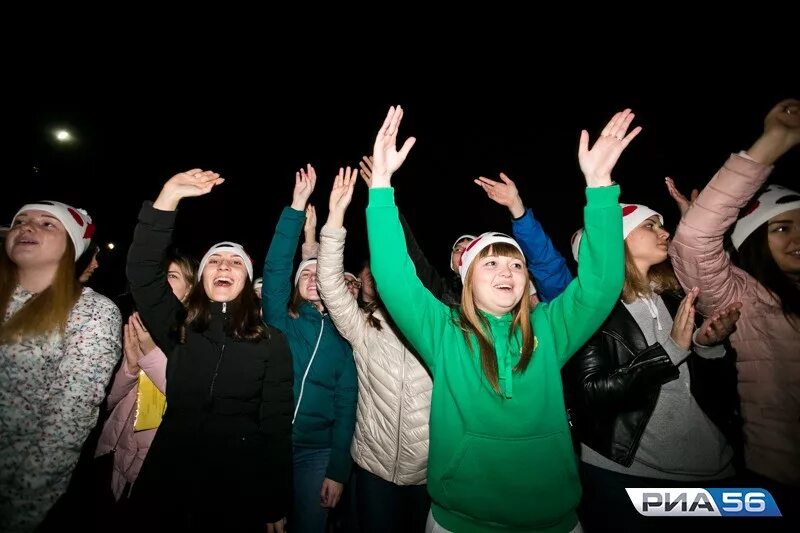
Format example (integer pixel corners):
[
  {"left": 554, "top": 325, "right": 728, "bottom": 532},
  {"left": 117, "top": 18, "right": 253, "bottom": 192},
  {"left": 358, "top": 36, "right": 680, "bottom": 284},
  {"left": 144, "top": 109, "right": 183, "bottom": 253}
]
[{"left": 134, "top": 370, "right": 166, "bottom": 432}]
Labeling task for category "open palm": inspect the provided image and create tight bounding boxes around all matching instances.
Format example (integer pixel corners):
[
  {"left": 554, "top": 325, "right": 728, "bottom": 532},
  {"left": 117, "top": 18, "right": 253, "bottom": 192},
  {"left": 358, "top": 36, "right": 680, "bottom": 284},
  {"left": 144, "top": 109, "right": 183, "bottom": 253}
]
[
  {"left": 578, "top": 109, "right": 641, "bottom": 187},
  {"left": 163, "top": 169, "right": 224, "bottom": 199},
  {"left": 371, "top": 106, "right": 416, "bottom": 187},
  {"left": 329, "top": 166, "right": 357, "bottom": 215}
]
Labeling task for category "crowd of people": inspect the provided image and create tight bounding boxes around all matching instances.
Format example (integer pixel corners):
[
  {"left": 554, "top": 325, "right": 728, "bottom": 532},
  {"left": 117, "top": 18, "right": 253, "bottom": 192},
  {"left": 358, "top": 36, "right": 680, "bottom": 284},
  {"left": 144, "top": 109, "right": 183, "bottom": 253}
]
[{"left": 2, "top": 99, "right": 798, "bottom": 532}]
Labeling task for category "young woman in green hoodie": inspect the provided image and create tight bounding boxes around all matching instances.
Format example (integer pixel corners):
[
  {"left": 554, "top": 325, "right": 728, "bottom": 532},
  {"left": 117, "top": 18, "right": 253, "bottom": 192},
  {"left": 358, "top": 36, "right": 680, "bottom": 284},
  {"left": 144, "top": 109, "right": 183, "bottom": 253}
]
[{"left": 365, "top": 106, "right": 635, "bottom": 532}]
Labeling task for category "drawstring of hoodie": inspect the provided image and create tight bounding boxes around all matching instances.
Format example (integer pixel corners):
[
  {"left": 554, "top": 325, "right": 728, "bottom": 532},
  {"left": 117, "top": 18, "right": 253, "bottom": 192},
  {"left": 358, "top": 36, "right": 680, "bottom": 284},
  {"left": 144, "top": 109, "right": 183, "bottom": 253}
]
[{"left": 638, "top": 293, "right": 663, "bottom": 331}]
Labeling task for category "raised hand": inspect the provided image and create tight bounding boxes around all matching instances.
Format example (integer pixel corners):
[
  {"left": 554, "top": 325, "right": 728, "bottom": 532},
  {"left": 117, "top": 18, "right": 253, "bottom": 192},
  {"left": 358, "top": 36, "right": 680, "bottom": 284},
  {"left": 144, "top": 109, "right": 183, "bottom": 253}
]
[
  {"left": 154, "top": 169, "right": 224, "bottom": 211},
  {"left": 304, "top": 205, "right": 317, "bottom": 239},
  {"left": 665, "top": 177, "right": 699, "bottom": 218},
  {"left": 370, "top": 106, "right": 416, "bottom": 188},
  {"left": 326, "top": 166, "right": 358, "bottom": 229},
  {"left": 696, "top": 302, "right": 742, "bottom": 346},
  {"left": 291, "top": 163, "right": 317, "bottom": 211},
  {"left": 670, "top": 287, "right": 699, "bottom": 350},
  {"left": 474, "top": 172, "right": 525, "bottom": 218},
  {"left": 578, "top": 109, "right": 642, "bottom": 188},
  {"left": 359, "top": 155, "right": 374, "bottom": 187},
  {"left": 747, "top": 99, "right": 800, "bottom": 165}
]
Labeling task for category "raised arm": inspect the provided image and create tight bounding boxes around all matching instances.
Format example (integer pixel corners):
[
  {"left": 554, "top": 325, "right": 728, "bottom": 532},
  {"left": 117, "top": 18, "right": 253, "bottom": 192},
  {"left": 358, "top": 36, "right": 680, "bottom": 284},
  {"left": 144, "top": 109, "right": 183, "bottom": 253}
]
[
  {"left": 542, "top": 109, "right": 638, "bottom": 366},
  {"left": 475, "top": 172, "right": 573, "bottom": 301},
  {"left": 127, "top": 169, "right": 223, "bottom": 353},
  {"left": 318, "top": 166, "right": 369, "bottom": 345},
  {"left": 262, "top": 165, "right": 317, "bottom": 331},
  {"left": 366, "top": 106, "right": 451, "bottom": 372},
  {"left": 302, "top": 204, "right": 319, "bottom": 259},
  {"left": 669, "top": 99, "right": 800, "bottom": 313}
]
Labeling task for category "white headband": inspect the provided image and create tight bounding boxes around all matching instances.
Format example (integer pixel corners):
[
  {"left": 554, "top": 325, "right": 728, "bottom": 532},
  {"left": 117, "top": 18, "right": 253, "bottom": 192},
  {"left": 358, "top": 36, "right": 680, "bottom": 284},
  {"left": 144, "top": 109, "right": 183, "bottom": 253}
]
[
  {"left": 731, "top": 185, "right": 800, "bottom": 249},
  {"left": 199, "top": 241, "right": 254, "bottom": 280},
  {"left": 13, "top": 201, "right": 95, "bottom": 260},
  {"left": 294, "top": 258, "right": 318, "bottom": 286},
  {"left": 458, "top": 232, "right": 525, "bottom": 282}
]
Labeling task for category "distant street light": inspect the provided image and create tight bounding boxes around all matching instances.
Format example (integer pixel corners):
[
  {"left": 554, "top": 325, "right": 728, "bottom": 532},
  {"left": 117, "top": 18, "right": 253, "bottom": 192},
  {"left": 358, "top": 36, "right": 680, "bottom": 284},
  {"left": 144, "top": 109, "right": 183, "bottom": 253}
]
[
  {"left": 54, "top": 129, "right": 72, "bottom": 142},
  {"left": 106, "top": 242, "right": 116, "bottom": 250}
]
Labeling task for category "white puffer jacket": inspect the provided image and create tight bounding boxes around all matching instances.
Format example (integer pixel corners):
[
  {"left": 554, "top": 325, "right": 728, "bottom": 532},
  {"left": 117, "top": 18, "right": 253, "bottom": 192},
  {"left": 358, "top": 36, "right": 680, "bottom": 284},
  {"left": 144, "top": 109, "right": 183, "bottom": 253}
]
[{"left": 317, "top": 225, "right": 432, "bottom": 485}]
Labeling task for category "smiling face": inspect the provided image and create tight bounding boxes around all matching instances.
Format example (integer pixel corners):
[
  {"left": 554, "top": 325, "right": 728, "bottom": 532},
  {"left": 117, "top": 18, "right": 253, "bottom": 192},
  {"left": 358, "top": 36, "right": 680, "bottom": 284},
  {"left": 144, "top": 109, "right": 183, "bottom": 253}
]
[
  {"left": 767, "top": 208, "right": 800, "bottom": 277},
  {"left": 297, "top": 263, "right": 320, "bottom": 302},
  {"left": 201, "top": 252, "right": 248, "bottom": 302},
  {"left": 625, "top": 215, "right": 670, "bottom": 274},
  {"left": 5, "top": 209, "right": 69, "bottom": 269},
  {"left": 467, "top": 244, "right": 528, "bottom": 316}
]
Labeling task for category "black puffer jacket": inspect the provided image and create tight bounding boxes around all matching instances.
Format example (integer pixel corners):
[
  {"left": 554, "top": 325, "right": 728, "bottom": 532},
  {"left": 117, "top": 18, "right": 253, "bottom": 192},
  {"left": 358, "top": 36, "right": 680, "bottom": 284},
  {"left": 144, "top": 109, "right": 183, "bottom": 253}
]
[
  {"left": 564, "top": 292, "right": 741, "bottom": 467},
  {"left": 126, "top": 202, "right": 293, "bottom": 531}
]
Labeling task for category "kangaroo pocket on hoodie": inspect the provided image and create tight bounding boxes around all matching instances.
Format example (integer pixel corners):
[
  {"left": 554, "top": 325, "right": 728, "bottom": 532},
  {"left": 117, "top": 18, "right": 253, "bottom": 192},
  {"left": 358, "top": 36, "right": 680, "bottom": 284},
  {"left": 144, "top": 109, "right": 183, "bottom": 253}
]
[{"left": 439, "top": 431, "right": 579, "bottom": 528}]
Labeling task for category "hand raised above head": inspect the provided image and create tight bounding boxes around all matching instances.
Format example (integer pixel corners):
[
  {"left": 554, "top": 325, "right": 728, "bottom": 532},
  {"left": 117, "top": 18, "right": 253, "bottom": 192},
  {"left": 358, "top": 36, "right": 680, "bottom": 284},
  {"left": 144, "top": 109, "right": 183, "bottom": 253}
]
[
  {"left": 578, "top": 109, "right": 642, "bottom": 188},
  {"left": 370, "top": 106, "right": 416, "bottom": 188},
  {"left": 474, "top": 172, "right": 525, "bottom": 218},
  {"left": 291, "top": 163, "right": 317, "bottom": 210},
  {"left": 154, "top": 169, "right": 224, "bottom": 210},
  {"left": 304, "top": 204, "right": 317, "bottom": 235},
  {"left": 359, "top": 155, "right": 374, "bottom": 187},
  {"left": 329, "top": 166, "right": 358, "bottom": 215}
]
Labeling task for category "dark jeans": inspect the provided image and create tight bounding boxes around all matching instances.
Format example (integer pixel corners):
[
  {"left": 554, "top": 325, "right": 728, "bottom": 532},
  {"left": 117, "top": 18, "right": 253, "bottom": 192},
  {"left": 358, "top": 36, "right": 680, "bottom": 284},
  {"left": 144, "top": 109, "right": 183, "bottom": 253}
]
[
  {"left": 292, "top": 447, "right": 332, "bottom": 533},
  {"left": 579, "top": 462, "right": 790, "bottom": 533},
  {"left": 355, "top": 465, "right": 429, "bottom": 533}
]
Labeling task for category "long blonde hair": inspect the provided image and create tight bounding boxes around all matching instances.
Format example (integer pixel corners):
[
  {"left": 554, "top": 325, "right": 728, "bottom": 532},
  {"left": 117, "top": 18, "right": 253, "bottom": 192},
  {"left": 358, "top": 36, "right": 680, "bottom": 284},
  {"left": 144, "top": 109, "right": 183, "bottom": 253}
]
[
  {"left": 0, "top": 239, "right": 82, "bottom": 343},
  {"left": 458, "top": 243, "right": 535, "bottom": 393},
  {"left": 620, "top": 242, "right": 680, "bottom": 303}
]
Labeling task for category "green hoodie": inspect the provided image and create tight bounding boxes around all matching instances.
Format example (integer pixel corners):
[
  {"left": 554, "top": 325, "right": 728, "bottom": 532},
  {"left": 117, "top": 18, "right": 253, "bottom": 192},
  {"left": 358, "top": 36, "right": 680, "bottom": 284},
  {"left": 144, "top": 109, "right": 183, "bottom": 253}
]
[{"left": 366, "top": 185, "right": 623, "bottom": 532}]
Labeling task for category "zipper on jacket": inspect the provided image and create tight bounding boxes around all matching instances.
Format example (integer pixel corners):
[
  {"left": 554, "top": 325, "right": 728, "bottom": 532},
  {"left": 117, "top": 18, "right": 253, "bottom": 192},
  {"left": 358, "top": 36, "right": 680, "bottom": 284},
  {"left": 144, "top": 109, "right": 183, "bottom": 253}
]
[
  {"left": 208, "top": 344, "right": 226, "bottom": 403},
  {"left": 392, "top": 349, "right": 406, "bottom": 483},
  {"left": 208, "top": 302, "right": 228, "bottom": 403}
]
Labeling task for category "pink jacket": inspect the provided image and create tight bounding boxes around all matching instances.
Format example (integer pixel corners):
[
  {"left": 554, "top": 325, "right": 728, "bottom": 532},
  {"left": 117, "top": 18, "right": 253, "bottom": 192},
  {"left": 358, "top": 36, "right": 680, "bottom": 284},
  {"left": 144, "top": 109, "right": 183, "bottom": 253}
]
[
  {"left": 95, "top": 348, "right": 167, "bottom": 500},
  {"left": 669, "top": 154, "right": 799, "bottom": 485}
]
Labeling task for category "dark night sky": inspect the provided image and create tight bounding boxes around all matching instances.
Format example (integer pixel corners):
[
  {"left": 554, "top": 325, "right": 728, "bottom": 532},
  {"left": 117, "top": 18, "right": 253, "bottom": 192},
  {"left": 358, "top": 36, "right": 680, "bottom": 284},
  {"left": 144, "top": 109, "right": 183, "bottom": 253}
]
[{"left": 23, "top": 80, "right": 799, "bottom": 299}]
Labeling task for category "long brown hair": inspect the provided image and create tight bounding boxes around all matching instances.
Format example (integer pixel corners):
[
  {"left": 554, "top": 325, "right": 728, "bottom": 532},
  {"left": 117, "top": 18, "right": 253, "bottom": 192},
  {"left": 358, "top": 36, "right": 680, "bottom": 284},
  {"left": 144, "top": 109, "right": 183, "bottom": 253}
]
[
  {"left": 0, "top": 239, "right": 82, "bottom": 343},
  {"left": 735, "top": 222, "right": 800, "bottom": 328},
  {"left": 287, "top": 284, "right": 307, "bottom": 319},
  {"left": 458, "top": 243, "right": 535, "bottom": 394},
  {"left": 620, "top": 242, "right": 680, "bottom": 303},
  {"left": 181, "top": 276, "right": 267, "bottom": 342}
]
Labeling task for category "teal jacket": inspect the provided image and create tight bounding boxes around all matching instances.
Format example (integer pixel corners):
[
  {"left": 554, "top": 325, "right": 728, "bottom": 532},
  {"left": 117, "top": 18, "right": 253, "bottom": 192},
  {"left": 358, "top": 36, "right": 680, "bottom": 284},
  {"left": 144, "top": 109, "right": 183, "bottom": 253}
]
[
  {"left": 263, "top": 207, "right": 357, "bottom": 483},
  {"left": 367, "top": 186, "right": 623, "bottom": 532}
]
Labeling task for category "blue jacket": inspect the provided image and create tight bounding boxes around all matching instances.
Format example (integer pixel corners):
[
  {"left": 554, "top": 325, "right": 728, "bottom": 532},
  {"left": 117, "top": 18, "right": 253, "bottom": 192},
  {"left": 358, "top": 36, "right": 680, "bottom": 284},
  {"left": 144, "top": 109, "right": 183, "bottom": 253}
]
[{"left": 512, "top": 208, "right": 573, "bottom": 302}]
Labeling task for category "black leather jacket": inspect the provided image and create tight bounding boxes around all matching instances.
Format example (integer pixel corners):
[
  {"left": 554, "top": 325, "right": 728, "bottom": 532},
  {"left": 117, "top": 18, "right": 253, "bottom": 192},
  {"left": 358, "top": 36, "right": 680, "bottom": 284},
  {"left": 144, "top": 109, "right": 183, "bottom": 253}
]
[{"left": 564, "top": 292, "right": 741, "bottom": 467}]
